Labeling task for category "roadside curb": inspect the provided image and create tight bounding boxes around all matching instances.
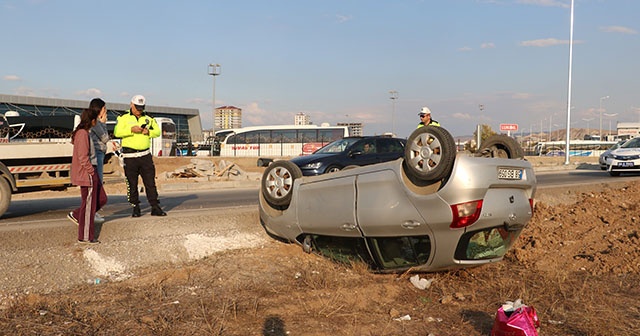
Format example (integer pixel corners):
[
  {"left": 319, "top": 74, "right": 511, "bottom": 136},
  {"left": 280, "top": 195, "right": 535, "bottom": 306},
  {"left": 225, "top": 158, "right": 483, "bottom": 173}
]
[{"left": 158, "top": 179, "right": 260, "bottom": 192}]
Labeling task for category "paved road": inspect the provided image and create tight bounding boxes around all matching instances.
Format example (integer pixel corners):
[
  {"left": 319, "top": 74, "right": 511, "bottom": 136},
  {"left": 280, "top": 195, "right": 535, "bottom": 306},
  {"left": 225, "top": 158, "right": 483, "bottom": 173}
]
[
  {"left": 2, "top": 162, "right": 639, "bottom": 227},
  {"left": 0, "top": 188, "right": 259, "bottom": 229}
]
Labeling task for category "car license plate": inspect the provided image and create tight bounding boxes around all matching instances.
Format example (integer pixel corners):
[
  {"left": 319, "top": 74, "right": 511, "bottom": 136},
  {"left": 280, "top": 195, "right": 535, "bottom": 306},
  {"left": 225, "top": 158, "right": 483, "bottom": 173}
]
[
  {"left": 498, "top": 168, "right": 523, "bottom": 180},
  {"left": 617, "top": 161, "right": 634, "bottom": 168}
]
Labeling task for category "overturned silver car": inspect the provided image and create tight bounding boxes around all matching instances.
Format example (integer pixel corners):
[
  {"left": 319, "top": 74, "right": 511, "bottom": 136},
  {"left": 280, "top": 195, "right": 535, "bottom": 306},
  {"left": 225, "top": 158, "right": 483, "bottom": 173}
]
[{"left": 259, "top": 126, "right": 536, "bottom": 273}]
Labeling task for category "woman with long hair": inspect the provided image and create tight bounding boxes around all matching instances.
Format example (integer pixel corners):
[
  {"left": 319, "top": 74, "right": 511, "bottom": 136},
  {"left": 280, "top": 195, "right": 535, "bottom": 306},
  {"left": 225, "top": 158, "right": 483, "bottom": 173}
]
[
  {"left": 68, "top": 106, "right": 108, "bottom": 244},
  {"left": 88, "top": 98, "right": 110, "bottom": 223}
]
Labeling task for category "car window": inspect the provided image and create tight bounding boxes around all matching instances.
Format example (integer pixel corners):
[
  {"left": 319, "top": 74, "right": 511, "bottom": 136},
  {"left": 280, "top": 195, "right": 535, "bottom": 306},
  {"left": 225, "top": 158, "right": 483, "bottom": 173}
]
[
  {"left": 369, "top": 236, "right": 431, "bottom": 269},
  {"left": 377, "top": 138, "right": 404, "bottom": 154},
  {"left": 454, "top": 227, "right": 516, "bottom": 260},
  {"left": 353, "top": 140, "right": 376, "bottom": 154},
  {"left": 315, "top": 138, "right": 361, "bottom": 154},
  {"left": 621, "top": 138, "right": 640, "bottom": 149},
  {"left": 310, "top": 235, "right": 375, "bottom": 268}
]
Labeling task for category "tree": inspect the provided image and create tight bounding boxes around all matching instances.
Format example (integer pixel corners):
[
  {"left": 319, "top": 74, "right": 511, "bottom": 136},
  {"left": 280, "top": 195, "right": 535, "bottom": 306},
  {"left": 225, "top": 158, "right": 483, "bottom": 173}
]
[{"left": 466, "top": 124, "right": 497, "bottom": 152}]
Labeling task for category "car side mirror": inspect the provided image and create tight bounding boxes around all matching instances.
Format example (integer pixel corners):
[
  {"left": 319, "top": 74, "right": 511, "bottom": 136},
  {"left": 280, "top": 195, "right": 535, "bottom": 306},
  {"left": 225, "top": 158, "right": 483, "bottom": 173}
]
[{"left": 349, "top": 150, "right": 363, "bottom": 158}]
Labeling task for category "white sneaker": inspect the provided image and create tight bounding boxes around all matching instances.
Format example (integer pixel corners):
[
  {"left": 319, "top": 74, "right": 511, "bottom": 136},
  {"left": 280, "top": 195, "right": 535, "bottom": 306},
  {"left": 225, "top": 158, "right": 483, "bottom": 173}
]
[{"left": 94, "top": 213, "right": 105, "bottom": 224}]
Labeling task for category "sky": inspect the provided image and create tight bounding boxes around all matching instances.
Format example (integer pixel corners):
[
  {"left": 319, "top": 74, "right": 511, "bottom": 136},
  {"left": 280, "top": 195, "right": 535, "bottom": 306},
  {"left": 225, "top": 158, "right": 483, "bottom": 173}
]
[{"left": 1, "top": 0, "right": 638, "bottom": 138}]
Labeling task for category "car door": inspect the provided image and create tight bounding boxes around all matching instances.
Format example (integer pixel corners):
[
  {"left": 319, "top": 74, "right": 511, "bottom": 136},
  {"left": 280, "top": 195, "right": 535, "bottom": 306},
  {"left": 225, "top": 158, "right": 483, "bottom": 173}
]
[
  {"left": 346, "top": 139, "right": 380, "bottom": 167},
  {"left": 295, "top": 174, "right": 360, "bottom": 237},
  {"left": 355, "top": 168, "right": 433, "bottom": 237}
]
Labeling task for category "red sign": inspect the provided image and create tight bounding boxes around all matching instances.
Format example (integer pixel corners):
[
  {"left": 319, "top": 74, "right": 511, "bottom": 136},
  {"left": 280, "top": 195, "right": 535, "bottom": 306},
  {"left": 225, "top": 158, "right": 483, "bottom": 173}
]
[{"left": 500, "top": 123, "right": 518, "bottom": 131}]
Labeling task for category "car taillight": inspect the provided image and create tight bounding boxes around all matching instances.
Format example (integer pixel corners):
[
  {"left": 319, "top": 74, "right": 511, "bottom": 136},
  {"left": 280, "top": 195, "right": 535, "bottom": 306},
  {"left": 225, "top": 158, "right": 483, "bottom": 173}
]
[
  {"left": 450, "top": 200, "right": 483, "bottom": 229},
  {"left": 529, "top": 198, "right": 534, "bottom": 213}
]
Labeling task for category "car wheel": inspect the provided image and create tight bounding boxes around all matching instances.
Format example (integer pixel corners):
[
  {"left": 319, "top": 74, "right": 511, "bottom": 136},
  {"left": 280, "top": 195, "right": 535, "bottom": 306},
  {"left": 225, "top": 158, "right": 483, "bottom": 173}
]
[
  {"left": 0, "top": 177, "right": 11, "bottom": 218},
  {"left": 403, "top": 126, "right": 456, "bottom": 185},
  {"left": 475, "top": 134, "right": 525, "bottom": 159},
  {"left": 609, "top": 171, "right": 620, "bottom": 177},
  {"left": 325, "top": 165, "right": 342, "bottom": 174},
  {"left": 261, "top": 160, "right": 302, "bottom": 208}
]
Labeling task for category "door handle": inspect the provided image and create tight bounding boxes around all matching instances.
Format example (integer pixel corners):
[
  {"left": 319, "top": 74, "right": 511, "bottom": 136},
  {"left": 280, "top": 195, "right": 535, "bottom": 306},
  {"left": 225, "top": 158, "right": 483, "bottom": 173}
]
[
  {"left": 340, "top": 223, "right": 357, "bottom": 231},
  {"left": 401, "top": 220, "right": 421, "bottom": 229}
]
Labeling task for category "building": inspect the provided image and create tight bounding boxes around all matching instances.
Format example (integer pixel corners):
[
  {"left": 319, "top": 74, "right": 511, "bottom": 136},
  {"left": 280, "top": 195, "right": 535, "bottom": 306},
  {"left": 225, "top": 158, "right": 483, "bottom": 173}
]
[
  {"left": 294, "top": 112, "right": 311, "bottom": 125},
  {"left": 0, "top": 94, "right": 203, "bottom": 143},
  {"left": 616, "top": 122, "right": 640, "bottom": 139},
  {"left": 337, "top": 122, "right": 363, "bottom": 137},
  {"left": 215, "top": 106, "right": 242, "bottom": 130}
]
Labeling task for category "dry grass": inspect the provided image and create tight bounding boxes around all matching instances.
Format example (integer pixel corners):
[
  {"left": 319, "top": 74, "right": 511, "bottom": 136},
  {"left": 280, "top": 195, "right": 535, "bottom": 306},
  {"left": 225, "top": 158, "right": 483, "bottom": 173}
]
[{"left": 1, "top": 241, "right": 639, "bottom": 335}]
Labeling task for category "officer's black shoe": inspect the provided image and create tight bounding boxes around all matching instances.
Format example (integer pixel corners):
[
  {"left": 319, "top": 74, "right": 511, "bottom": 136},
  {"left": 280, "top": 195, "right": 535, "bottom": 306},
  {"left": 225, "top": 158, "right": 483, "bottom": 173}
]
[
  {"left": 132, "top": 205, "right": 141, "bottom": 217},
  {"left": 151, "top": 205, "right": 167, "bottom": 216}
]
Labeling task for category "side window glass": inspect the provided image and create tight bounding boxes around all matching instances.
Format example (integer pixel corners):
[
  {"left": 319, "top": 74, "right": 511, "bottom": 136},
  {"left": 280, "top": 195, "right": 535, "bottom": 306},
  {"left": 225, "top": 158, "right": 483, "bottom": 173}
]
[
  {"left": 370, "top": 236, "right": 431, "bottom": 269},
  {"left": 311, "top": 235, "right": 375, "bottom": 268},
  {"left": 379, "top": 139, "right": 404, "bottom": 153}
]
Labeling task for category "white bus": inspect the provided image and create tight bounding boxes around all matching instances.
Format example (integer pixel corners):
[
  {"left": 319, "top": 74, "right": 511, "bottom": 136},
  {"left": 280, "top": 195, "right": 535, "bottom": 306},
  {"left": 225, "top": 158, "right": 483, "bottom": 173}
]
[
  {"left": 106, "top": 117, "right": 177, "bottom": 157},
  {"left": 534, "top": 140, "right": 618, "bottom": 157},
  {"left": 212, "top": 124, "right": 350, "bottom": 157},
  {"left": 150, "top": 117, "right": 177, "bottom": 157}
]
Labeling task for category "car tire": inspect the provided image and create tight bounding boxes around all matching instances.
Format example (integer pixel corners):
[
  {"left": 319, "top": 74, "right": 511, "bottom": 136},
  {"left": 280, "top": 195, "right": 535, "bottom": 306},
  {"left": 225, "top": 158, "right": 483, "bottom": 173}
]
[
  {"left": 475, "top": 134, "right": 525, "bottom": 159},
  {"left": 325, "top": 165, "right": 342, "bottom": 174},
  {"left": 261, "top": 160, "right": 302, "bottom": 208},
  {"left": 0, "top": 177, "right": 10, "bottom": 218},
  {"left": 403, "top": 126, "right": 456, "bottom": 185}
]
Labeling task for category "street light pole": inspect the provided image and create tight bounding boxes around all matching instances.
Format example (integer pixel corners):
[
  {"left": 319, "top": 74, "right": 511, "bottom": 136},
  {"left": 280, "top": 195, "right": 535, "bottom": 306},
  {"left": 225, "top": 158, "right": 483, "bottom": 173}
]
[
  {"left": 208, "top": 63, "right": 221, "bottom": 139},
  {"left": 389, "top": 90, "right": 398, "bottom": 136},
  {"left": 599, "top": 95, "right": 609, "bottom": 140},
  {"left": 604, "top": 113, "right": 618, "bottom": 138},
  {"left": 564, "top": 0, "right": 574, "bottom": 165},
  {"left": 582, "top": 118, "right": 593, "bottom": 135}
]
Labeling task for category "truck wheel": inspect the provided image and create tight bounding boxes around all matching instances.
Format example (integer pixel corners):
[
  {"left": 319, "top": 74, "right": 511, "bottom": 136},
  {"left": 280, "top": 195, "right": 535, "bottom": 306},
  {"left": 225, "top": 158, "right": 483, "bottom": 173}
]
[
  {"left": 475, "top": 134, "right": 525, "bottom": 159},
  {"left": 403, "top": 126, "right": 456, "bottom": 186},
  {"left": 0, "top": 177, "right": 11, "bottom": 218},
  {"left": 261, "top": 160, "right": 302, "bottom": 208}
]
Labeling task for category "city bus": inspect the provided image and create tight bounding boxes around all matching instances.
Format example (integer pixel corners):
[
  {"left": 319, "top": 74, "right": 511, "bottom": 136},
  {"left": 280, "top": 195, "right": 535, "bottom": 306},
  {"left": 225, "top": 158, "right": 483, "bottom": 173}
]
[
  {"left": 211, "top": 124, "right": 350, "bottom": 157},
  {"left": 534, "top": 139, "right": 618, "bottom": 157}
]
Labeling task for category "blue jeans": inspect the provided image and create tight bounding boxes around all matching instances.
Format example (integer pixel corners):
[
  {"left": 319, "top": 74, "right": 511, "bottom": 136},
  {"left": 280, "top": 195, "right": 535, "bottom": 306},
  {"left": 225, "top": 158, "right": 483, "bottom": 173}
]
[{"left": 96, "top": 150, "right": 105, "bottom": 183}]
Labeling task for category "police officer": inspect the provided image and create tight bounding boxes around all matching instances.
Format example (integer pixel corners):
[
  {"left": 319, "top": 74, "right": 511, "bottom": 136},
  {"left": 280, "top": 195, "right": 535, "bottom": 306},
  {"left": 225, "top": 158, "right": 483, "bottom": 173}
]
[
  {"left": 417, "top": 106, "right": 441, "bottom": 128},
  {"left": 114, "top": 95, "right": 167, "bottom": 217}
]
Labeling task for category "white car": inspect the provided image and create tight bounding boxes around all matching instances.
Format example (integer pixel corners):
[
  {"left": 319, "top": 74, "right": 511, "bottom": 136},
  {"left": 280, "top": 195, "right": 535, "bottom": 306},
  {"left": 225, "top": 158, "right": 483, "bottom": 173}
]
[
  {"left": 599, "top": 140, "right": 626, "bottom": 170},
  {"left": 605, "top": 137, "right": 640, "bottom": 176}
]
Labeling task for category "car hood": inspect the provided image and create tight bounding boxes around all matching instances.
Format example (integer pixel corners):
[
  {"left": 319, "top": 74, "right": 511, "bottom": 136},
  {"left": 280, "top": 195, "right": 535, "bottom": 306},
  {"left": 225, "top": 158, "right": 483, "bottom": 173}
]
[
  {"left": 611, "top": 148, "right": 640, "bottom": 156},
  {"left": 290, "top": 153, "right": 338, "bottom": 165}
]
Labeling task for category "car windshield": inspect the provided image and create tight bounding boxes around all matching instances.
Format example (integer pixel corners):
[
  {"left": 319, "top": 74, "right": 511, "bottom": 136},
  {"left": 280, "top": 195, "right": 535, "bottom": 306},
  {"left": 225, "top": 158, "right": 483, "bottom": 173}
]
[
  {"left": 314, "top": 138, "right": 361, "bottom": 154},
  {"left": 620, "top": 138, "right": 640, "bottom": 149}
]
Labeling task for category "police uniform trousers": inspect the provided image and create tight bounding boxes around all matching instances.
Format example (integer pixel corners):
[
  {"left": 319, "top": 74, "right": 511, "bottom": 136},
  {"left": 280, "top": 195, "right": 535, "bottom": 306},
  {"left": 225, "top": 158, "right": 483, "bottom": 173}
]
[{"left": 123, "top": 153, "right": 160, "bottom": 207}]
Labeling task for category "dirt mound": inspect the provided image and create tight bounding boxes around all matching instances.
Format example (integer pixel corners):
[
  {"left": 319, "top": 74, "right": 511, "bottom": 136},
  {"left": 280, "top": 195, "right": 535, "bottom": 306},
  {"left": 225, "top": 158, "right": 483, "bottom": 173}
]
[{"left": 516, "top": 182, "right": 640, "bottom": 276}]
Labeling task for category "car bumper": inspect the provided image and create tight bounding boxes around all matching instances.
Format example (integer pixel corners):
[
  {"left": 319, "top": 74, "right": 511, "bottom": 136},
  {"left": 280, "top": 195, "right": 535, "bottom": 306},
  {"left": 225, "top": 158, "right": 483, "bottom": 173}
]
[{"left": 607, "top": 159, "right": 640, "bottom": 172}]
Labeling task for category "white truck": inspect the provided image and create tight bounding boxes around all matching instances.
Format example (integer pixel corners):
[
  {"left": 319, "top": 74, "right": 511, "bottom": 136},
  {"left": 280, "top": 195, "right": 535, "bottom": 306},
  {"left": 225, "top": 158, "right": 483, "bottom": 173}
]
[
  {"left": 0, "top": 113, "right": 176, "bottom": 218},
  {"left": 0, "top": 113, "right": 82, "bottom": 218}
]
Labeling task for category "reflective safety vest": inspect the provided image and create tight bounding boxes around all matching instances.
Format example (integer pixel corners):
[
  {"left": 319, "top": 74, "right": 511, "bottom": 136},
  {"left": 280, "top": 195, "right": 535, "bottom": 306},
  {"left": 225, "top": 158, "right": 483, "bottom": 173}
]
[
  {"left": 114, "top": 110, "right": 161, "bottom": 150},
  {"left": 417, "top": 120, "right": 441, "bottom": 128}
]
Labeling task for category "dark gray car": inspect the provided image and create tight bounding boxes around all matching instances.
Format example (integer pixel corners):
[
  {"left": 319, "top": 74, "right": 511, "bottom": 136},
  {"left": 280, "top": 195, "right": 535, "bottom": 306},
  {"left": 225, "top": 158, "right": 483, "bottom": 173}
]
[{"left": 290, "top": 136, "right": 406, "bottom": 176}]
